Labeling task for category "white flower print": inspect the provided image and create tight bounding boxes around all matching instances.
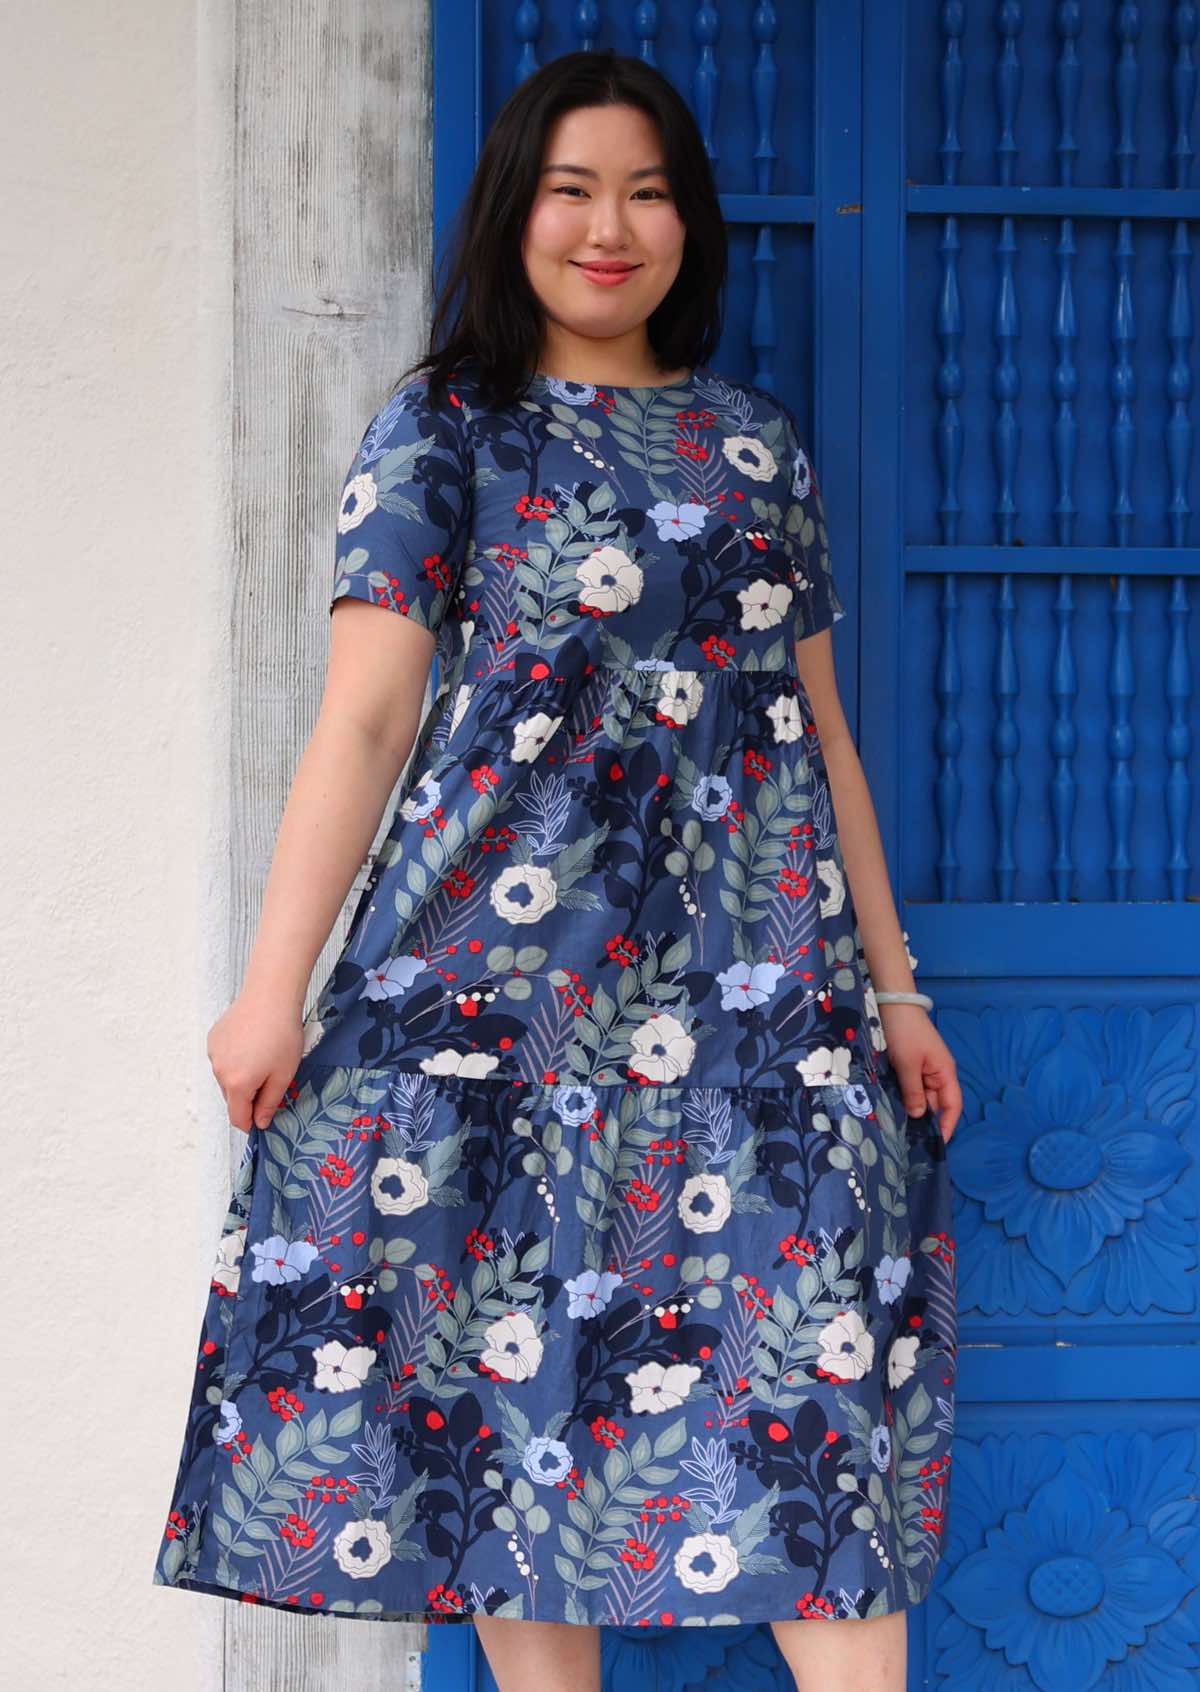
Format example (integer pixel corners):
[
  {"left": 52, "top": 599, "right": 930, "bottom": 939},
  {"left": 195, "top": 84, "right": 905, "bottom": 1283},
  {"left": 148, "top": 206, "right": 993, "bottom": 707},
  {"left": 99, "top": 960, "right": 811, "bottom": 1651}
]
[
  {"left": 419, "top": 1047, "right": 501, "bottom": 1079},
  {"left": 887, "top": 1333, "right": 920, "bottom": 1390},
  {"left": 816, "top": 1310, "right": 876, "bottom": 1381},
  {"left": 212, "top": 1225, "right": 246, "bottom": 1294},
  {"left": 488, "top": 862, "right": 558, "bottom": 925},
  {"left": 796, "top": 1045, "right": 852, "bottom": 1088},
  {"left": 626, "top": 1360, "right": 702, "bottom": 1414},
  {"left": 674, "top": 1531, "right": 741, "bottom": 1593},
  {"left": 300, "top": 1014, "right": 326, "bottom": 1057},
  {"left": 332, "top": 1516, "right": 392, "bottom": 1578},
  {"left": 511, "top": 710, "right": 563, "bottom": 763},
  {"left": 480, "top": 1312, "right": 544, "bottom": 1382},
  {"left": 629, "top": 1011, "right": 696, "bottom": 1083},
  {"left": 766, "top": 692, "right": 806, "bottom": 743},
  {"left": 312, "top": 1340, "right": 377, "bottom": 1393},
  {"left": 655, "top": 670, "right": 705, "bottom": 728},
  {"left": 370, "top": 1156, "right": 430, "bottom": 1216},
  {"left": 861, "top": 978, "right": 888, "bottom": 1051},
  {"left": 338, "top": 470, "right": 378, "bottom": 531},
  {"left": 737, "top": 577, "right": 793, "bottom": 631},
  {"left": 678, "top": 1171, "right": 732, "bottom": 1234},
  {"left": 446, "top": 681, "right": 474, "bottom": 742},
  {"left": 577, "top": 544, "right": 643, "bottom": 614},
  {"left": 817, "top": 853, "right": 847, "bottom": 917},
  {"left": 721, "top": 433, "right": 777, "bottom": 482}
]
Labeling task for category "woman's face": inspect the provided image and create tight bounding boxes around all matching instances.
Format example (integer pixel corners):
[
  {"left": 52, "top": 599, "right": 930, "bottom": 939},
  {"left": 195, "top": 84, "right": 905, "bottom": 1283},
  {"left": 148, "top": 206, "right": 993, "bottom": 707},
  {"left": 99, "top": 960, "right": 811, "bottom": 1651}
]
[{"left": 521, "top": 102, "right": 688, "bottom": 361}]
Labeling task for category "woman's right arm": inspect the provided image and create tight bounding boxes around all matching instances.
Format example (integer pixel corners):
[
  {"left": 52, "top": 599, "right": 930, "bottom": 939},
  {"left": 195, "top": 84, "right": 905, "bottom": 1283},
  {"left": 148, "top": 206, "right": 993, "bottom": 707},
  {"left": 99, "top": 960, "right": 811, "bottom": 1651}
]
[{"left": 208, "top": 602, "right": 437, "bottom": 1134}]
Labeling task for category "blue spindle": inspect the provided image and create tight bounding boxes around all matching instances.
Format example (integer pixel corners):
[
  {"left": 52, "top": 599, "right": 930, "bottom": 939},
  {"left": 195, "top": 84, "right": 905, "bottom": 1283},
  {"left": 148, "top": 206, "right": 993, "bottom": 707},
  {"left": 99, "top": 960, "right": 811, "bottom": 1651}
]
[
  {"left": 632, "top": 2, "right": 659, "bottom": 65},
  {"left": 1050, "top": 576, "right": 1078, "bottom": 901},
  {"left": 1114, "top": 3, "right": 1141, "bottom": 189},
  {"left": 1166, "top": 580, "right": 1193, "bottom": 899},
  {"left": 993, "top": 218, "right": 1020, "bottom": 543},
  {"left": 937, "top": 0, "right": 966, "bottom": 890},
  {"left": 935, "top": 576, "right": 963, "bottom": 901},
  {"left": 1170, "top": 2, "right": 1197, "bottom": 185},
  {"left": 1111, "top": 221, "right": 1136, "bottom": 547},
  {"left": 1055, "top": 3, "right": 1082, "bottom": 185},
  {"left": 936, "top": 218, "right": 964, "bottom": 545},
  {"left": 992, "top": 576, "right": 1021, "bottom": 900},
  {"left": 1107, "top": 576, "right": 1136, "bottom": 899},
  {"left": 939, "top": 3, "right": 965, "bottom": 185},
  {"left": 749, "top": 3, "right": 779, "bottom": 391},
  {"left": 1052, "top": 8, "right": 1082, "bottom": 547},
  {"left": 571, "top": 1, "right": 599, "bottom": 51},
  {"left": 995, "top": 3, "right": 1024, "bottom": 187},
  {"left": 514, "top": 0, "right": 542, "bottom": 82},
  {"left": 1166, "top": 222, "right": 1193, "bottom": 546},
  {"left": 1051, "top": 222, "right": 1079, "bottom": 545},
  {"left": 692, "top": 4, "right": 720, "bottom": 162}
]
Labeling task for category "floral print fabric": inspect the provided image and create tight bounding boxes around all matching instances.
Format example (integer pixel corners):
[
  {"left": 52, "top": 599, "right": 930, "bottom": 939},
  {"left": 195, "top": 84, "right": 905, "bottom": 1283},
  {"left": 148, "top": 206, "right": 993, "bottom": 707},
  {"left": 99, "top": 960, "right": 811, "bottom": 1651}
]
[{"left": 153, "top": 360, "right": 957, "bottom": 1628}]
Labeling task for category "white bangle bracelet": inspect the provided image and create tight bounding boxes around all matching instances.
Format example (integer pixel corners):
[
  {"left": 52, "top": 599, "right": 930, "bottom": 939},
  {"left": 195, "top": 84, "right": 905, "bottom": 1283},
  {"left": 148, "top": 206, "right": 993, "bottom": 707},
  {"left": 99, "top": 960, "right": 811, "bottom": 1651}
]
[{"left": 874, "top": 990, "right": 934, "bottom": 1010}]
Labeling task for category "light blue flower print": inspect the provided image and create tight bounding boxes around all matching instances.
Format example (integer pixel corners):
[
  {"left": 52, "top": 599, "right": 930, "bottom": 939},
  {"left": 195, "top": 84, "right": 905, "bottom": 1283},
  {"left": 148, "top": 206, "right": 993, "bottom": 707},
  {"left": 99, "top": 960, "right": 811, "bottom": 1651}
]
[
  {"left": 213, "top": 1398, "right": 243, "bottom": 1446},
  {"left": 692, "top": 772, "right": 733, "bottom": 819},
  {"left": 401, "top": 774, "right": 442, "bottom": 822},
  {"left": 791, "top": 444, "right": 813, "bottom": 499},
  {"left": 874, "top": 1253, "right": 913, "bottom": 1305},
  {"left": 552, "top": 1082, "right": 599, "bottom": 1127},
  {"left": 250, "top": 1235, "right": 321, "bottom": 1286},
  {"left": 715, "top": 958, "right": 787, "bottom": 1011},
  {"left": 870, "top": 1423, "right": 892, "bottom": 1472},
  {"left": 646, "top": 499, "right": 711, "bottom": 541},
  {"left": 542, "top": 375, "right": 596, "bottom": 406},
  {"left": 843, "top": 1082, "right": 876, "bottom": 1118},
  {"left": 563, "top": 1268, "right": 624, "bottom": 1318},
  {"left": 522, "top": 1434, "right": 574, "bottom": 1485},
  {"left": 360, "top": 954, "right": 429, "bottom": 1002}
]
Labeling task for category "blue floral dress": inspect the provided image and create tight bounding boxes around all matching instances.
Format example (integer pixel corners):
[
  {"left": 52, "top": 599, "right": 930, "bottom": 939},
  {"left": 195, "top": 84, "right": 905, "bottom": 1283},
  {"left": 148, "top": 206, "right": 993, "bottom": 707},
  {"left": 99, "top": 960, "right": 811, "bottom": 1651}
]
[{"left": 153, "top": 359, "right": 958, "bottom": 1629}]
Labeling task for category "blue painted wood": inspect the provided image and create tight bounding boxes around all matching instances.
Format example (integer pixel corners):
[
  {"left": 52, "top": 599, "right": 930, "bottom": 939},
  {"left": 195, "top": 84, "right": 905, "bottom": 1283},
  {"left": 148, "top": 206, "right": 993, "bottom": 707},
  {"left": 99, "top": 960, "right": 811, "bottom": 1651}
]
[{"left": 423, "top": 3, "right": 1200, "bottom": 1688}]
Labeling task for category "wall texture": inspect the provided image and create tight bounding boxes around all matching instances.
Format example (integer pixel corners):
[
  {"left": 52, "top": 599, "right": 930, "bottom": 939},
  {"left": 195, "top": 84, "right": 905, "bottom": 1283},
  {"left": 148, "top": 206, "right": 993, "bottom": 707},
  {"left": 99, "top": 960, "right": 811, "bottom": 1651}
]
[{"left": 0, "top": 1, "right": 432, "bottom": 1685}]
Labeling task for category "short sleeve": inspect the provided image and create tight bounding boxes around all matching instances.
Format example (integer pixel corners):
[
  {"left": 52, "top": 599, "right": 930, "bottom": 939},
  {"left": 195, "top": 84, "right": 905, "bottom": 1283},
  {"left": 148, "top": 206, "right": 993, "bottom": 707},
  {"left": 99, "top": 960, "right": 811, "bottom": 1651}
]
[
  {"left": 332, "top": 376, "right": 471, "bottom": 637},
  {"left": 779, "top": 403, "right": 847, "bottom": 642}
]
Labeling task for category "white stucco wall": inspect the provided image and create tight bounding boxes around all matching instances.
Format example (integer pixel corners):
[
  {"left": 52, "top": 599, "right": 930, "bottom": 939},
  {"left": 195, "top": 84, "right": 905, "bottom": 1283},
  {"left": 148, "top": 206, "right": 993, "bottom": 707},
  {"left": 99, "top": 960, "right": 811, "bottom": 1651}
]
[
  {"left": 0, "top": 2, "right": 430, "bottom": 1686},
  {"left": 0, "top": 0, "right": 235, "bottom": 1682}
]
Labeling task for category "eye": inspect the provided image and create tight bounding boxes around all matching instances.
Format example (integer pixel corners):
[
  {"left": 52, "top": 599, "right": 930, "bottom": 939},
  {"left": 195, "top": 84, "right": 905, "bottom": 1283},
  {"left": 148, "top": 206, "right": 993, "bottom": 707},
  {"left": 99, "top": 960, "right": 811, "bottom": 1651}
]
[{"left": 550, "top": 186, "right": 670, "bottom": 200}]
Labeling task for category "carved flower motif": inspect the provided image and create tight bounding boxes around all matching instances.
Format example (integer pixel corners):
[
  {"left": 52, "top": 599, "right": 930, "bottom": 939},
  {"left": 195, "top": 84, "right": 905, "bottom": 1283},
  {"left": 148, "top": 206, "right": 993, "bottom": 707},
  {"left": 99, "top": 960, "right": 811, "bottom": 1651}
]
[
  {"left": 946, "top": 1021, "right": 1192, "bottom": 1311},
  {"left": 940, "top": 1435, "right": 1196, "bottom": 1690}
]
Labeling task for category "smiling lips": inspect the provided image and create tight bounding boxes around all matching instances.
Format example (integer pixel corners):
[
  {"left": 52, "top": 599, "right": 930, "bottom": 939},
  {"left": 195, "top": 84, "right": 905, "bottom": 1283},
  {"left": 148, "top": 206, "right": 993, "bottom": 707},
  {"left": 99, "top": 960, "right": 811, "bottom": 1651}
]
[{"left": 573, "top": 260, "right": 640, "bottom": 286}]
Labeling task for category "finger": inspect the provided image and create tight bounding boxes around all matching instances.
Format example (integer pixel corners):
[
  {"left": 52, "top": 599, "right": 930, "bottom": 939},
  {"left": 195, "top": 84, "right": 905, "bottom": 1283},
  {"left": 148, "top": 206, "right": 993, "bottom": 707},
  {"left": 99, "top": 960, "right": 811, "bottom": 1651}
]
[
  {"left": 252, "top": 1077, "right": 288, "bottom": 1131},
  {"left": 895, "top": 1067, "right": 928, "bottom": 1117},
  {"left": 225, "top": 1088, "right": 254, "bottom": 1136}
]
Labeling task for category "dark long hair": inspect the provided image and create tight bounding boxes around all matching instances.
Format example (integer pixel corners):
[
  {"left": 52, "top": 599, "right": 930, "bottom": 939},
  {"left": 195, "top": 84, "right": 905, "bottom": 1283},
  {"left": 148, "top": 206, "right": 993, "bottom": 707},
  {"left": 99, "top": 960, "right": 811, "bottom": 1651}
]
[{"left": 397, "top": 49, "right": 727, "bottom": 411}]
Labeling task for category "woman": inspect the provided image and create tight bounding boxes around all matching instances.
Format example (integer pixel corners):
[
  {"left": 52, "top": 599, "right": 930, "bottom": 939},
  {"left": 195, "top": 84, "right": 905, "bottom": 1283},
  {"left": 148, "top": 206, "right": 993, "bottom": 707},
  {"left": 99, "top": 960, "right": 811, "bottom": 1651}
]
[{"left": 154, "top": 48, "right": 962, "bottom": 1692}]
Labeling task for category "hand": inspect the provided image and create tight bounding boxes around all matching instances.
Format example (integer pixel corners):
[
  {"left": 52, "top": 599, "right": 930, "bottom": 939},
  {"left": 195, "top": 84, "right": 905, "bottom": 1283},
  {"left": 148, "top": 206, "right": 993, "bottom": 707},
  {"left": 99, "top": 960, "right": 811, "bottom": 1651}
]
[
  {"left": 877, "top": 1003, "right": 962, "bottom": 1144},
  {"left": 206, "top": 990, "right": 305, "bottom": 1134}
]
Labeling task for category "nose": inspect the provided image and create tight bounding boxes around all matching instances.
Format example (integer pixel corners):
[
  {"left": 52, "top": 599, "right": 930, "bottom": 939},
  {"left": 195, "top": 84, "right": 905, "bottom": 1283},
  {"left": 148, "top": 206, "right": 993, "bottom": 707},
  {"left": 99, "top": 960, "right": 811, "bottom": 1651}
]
[{"left": 586, "top": 196, "right": 631, "bottom": 250}]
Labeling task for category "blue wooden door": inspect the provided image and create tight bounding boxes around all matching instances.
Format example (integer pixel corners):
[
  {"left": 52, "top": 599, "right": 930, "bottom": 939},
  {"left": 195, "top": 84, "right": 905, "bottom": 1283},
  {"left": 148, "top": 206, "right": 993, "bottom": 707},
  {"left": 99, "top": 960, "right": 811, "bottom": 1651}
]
[{"left": 426, "top": 4, "right": 1200, "bottom": 1689}]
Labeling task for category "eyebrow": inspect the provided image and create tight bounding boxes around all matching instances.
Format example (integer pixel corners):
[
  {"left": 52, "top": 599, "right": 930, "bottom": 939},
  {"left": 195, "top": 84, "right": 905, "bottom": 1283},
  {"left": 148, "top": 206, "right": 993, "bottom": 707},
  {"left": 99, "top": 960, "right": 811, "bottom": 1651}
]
[{"left": 540, "top": 164, "right": 669, "bottom": 180}]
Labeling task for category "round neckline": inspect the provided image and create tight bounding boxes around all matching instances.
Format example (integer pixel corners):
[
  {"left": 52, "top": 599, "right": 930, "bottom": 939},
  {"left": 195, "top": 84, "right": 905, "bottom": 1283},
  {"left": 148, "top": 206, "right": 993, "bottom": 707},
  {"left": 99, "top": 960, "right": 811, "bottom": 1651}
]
[{"left": 529, "top": 365, "right": 702, "bottom": 393}]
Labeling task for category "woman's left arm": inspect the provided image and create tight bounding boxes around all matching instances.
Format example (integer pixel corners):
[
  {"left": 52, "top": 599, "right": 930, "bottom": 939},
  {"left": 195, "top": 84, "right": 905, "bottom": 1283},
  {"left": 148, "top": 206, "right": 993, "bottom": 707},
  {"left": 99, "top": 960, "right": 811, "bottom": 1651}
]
[{"left": 795, "top": 631, "right": 963, "bottom": 1143}]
